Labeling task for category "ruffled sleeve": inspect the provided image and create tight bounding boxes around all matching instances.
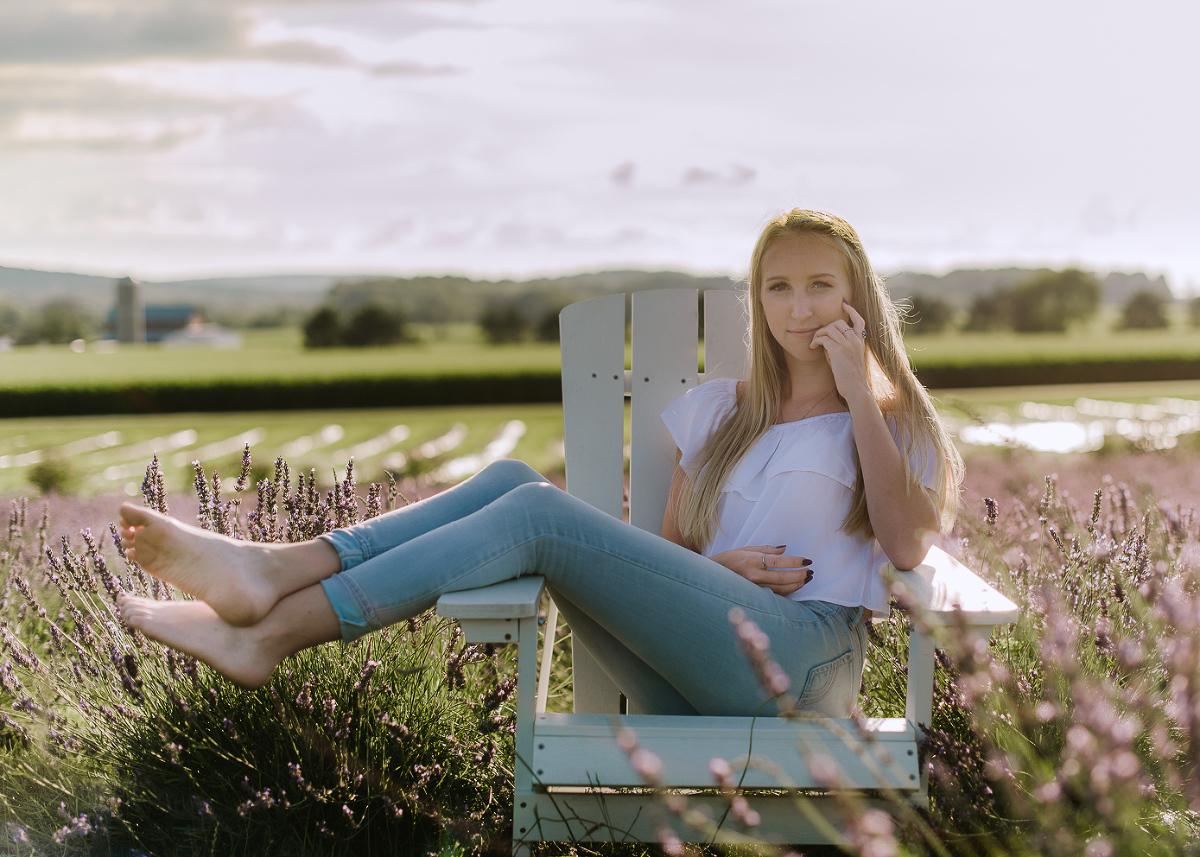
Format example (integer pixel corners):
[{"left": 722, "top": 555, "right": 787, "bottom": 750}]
[{"left": 661, "top": 378, "right": 738, "bottom": 474}]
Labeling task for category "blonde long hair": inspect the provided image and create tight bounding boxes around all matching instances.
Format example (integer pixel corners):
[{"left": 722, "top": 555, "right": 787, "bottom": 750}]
[{"left": 676, "top": 210, "right": 962, "bottom": 551}]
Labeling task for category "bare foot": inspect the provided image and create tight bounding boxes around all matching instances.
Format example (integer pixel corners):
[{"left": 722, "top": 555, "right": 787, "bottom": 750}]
[
  {"left": 118, "top": 595, "right": 280, "bottom": 688},
  {"left": 119, "top": 503, "right": 282, "bottom": 627}
]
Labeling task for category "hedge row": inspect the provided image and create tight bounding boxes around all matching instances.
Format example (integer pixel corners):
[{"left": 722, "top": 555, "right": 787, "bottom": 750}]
[
  {"left": 913, "top": 356, "right": 1200, "bottom": 389},
  {"left": 0, "top": 372, "right": 563, "bottom": 418},
  {"left": 3, "top": 356, "right": 1200, "bottom": 417}
]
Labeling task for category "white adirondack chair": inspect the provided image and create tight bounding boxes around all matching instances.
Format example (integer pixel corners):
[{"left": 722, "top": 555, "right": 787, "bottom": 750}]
[{"left": 437, "top": 289, "right": 1018, "bottom": 852}]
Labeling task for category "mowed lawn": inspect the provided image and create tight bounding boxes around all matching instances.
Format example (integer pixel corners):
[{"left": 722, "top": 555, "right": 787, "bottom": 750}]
[
  {"left": 0, "top": 404, "right": 570, "bottom": 497},
  {"left": 7, "top": 377, "right": 1200, "bottom": 498}
]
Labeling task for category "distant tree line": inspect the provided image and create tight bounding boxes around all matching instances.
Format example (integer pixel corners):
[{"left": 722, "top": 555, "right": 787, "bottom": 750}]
[
  {"left": 318, "top": 271, "right": 734, "bottom": 326},
  {"left": 301, "top": 294, "right": 569, "bottom": 348},
  {"left": 903, "top": 268, "right": 1193, "bottom": 335},
  {"left": 0, "top": 300, "right": 99, "bottom": 344},
  {"left": 300, "top": 270, "right": 737, "bottom": 349}
]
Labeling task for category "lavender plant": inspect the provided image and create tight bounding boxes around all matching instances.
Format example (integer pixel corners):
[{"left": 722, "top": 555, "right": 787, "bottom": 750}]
[
  {"left": 844, "top": 473, "right": 1200, "bottom": 856},
  {"left": 918, "top": 475, "right": 1200, "bottom": 856},
  {"left": 0, "top": 450, "right": 514, "bottom": 857},
  {"left": 565, "top": 468, "right": 1200, "bottom": 857}
]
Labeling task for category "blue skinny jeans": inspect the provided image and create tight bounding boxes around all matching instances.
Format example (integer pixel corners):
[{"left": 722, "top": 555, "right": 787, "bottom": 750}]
[{"left": 319, "top": 459, "right": 867, "bottom": 717}]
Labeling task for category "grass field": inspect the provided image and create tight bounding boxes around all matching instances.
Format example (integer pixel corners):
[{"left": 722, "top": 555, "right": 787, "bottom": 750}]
[
  {"left": 0, "top": 326, "right": 563, "bottom": 389},
  {"left": 905, "top": 324, "right": 1200, "bottom": 366},
  {"left": 5, "top": 318, "right": 1200, "bottom": 392},
  {"left": 5, "top": 377, "right": 1200, "bottom": 498},
  {"left": 0, "top": 404, "right": 570, "bottom": 497}
]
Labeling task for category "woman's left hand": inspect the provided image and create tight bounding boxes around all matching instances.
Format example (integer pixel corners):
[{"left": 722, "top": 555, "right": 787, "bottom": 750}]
[{"left": 810, "top": 300, "right": 870, "bottom": 402}]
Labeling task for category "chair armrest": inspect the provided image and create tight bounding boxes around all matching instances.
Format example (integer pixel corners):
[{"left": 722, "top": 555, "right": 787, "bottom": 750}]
[
  {"left": 886, "top": 546, "right": 1018, "bottom": 627},
  {"left": 435, "top": 576, "right": 546, "bottom": 645},
  {"left": 436, "top": 575, "right": 546, "bottom": 620}
]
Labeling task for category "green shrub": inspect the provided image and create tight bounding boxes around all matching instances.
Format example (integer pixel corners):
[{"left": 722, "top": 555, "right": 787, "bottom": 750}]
[{"left": 26, "top": 455, "right": 73, "bottom": 494}]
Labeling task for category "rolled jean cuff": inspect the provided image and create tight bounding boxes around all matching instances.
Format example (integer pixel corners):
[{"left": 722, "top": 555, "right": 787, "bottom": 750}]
[
  {"left": 319, "top": 529, "right": 367, "bottom": 571},
  {"left": 320, "top": 573, "right": 378, "bottom": 642}
]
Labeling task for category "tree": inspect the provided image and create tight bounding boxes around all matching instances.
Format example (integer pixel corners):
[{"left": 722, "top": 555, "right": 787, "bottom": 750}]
[
  {"left": 479, "top": 302, "right": 529, "bottom": 344},
  {"left": 535, "top": 306, "right": 564, "bottom": 343},
  {"left": 343, "top": 303, "right": 409, "bottom": 347},
  {"left": 16, "top": 300, "right": 96, "bottom": 344},
  {"left": 0, "top": 301, "right": 21, "bottom": 337},
  {"left": 1188, "top": 296, "right": 1200, "bottom": 328},
  {"left": 904, "top": 294, "right": 954, "bottom": 334},
  {"left": 1010, "top": 268, "right": 1100, "bottom": 333},
  {"left": 1119, "top": 290, "right": 1170, "bottom": 330},
  {"left": 303, "top": 306, "right": 342, "bottom": 349},
  {"left": 963, "top": 290, "right": 1017, "bottom": 332}
]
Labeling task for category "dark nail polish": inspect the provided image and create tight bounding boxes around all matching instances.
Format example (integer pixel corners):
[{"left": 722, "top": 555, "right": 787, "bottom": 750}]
[
  {"left": 805, "top": 570, "right": 814, "bottom": 582},
  {"left": 774, "top": 545, "right": 787, "bottom": 550},
  {"left": 800, "top": 559, "right": 812, "bottom": 567}
]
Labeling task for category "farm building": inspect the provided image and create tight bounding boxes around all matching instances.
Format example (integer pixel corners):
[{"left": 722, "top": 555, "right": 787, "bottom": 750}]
[{"left": 105, "top": 276, "right": 240, "bottom": 347}]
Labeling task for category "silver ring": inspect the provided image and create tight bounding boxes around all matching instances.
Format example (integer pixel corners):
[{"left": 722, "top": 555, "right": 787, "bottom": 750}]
[{"left": 760, "top": 554, "right": 766, "bottom": 568}]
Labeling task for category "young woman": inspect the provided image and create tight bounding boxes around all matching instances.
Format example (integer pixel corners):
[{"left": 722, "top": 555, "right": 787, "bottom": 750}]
[{"left": 117, "top": 210, "right": 961, "bottom": 718}]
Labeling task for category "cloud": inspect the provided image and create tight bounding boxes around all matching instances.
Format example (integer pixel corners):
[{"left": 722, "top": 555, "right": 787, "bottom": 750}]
[
  {"left": 0, "top": 69, "right": 232, "bottom": 151},
  {"left": 369, "top": 60, "right": 458, "bottom": 77},
  {"left": 610, "top": 161, "right": 635, "bottom": 187},
  {"left": 681, "top": 165, "right": 755, "bottom": 187},
  {"left": 0, "top": 0, "right": 460, "bottom": 66},
  {"left": 0, "top": 2, "right": 247, "bottom": 65},
  {"left": 0, "top": 0, "right": 472, "bottom": 153}
]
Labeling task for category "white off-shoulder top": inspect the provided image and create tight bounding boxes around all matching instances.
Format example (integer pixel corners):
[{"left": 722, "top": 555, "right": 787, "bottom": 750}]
[{"left": 661, "top": 378, "right": 936, "bottom": 614}]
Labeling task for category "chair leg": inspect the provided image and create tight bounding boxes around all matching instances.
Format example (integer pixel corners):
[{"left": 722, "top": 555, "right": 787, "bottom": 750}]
[
  {"left": 536, "top": 597, "right": 559, "bottom": 713},
  {"left": 514, "top": 614, "right": 540, "bottom": 854},
  {"left": 905, "top": 626, "right": 935, "bottom": 801}
]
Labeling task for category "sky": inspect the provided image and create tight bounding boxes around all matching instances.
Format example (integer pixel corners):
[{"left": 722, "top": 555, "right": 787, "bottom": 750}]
[{"left": 1, "top": 0, "right": 1198, "bottom": 291}]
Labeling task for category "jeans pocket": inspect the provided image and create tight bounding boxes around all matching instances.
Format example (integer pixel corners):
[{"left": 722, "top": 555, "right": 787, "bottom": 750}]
[{"left": 797, "top": 649, "right": 857, "bottom": 716}]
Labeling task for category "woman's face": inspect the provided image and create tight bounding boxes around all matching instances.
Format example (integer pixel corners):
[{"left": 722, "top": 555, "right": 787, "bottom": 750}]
[{"left": 758, "top": 231, "right": 854, "bottom": 368}]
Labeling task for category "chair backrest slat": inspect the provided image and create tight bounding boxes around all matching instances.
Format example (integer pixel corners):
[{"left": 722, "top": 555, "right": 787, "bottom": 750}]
[
  {"left": 629, "top": 289, "right": 699, "bottom": 534},
  {"left": 559, "top": 293, "right": 629, "bottom": 714},
  {"left": 560, "top": 289, "right": 748, "bottom": 713},
  {"left": 560, "top": 294, "right": 627, "bottom": 521},
  {"left": 703, "top": 289, "right": 748, "bottom": 383}
]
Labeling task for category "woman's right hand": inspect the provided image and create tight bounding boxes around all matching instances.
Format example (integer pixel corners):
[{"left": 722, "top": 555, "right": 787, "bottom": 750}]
[{"left": 711, "top": 545, "right": 814, "bottom": 595}]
